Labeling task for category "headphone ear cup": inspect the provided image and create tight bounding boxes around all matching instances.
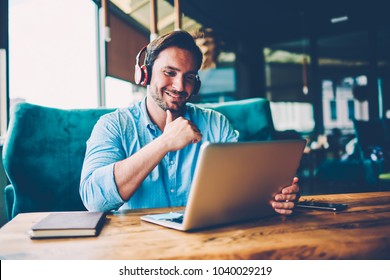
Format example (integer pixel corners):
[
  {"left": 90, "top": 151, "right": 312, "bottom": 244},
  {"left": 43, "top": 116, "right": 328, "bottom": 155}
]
[
  {"left": 134, "top": 64, "right": 144, "bottom": 85},
  {"left": 140, "top": 65, "right": 149, "bottom": 86},
  {"left": 134, "top": 46, "right": 149, "bottom": 86},
  {"left": 193, "top": 77, "right": 201, "bottom": 95}
]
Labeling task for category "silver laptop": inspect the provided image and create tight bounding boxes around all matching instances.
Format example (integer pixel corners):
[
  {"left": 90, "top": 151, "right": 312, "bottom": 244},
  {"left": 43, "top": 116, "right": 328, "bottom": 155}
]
[{"left": 141, "top": 139, "right": 306, "bottom": 231}]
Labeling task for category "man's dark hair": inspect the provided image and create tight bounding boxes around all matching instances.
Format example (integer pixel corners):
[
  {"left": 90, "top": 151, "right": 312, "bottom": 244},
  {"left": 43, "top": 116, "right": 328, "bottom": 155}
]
[{"left": 145, "top": 30, "right": 203, "bottom": 71}]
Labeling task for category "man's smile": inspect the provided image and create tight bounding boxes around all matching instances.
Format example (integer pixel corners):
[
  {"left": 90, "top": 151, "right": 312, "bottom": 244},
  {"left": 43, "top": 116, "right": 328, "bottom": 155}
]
[{"left": 165, "top": 90, "right": 187, "bottom": 100}]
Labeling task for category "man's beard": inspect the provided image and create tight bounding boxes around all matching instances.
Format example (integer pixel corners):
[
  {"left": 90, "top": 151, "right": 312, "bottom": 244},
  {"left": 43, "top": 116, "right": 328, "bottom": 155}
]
[{"left": 150, "top": 85, "right": 190, "bottom": 115}]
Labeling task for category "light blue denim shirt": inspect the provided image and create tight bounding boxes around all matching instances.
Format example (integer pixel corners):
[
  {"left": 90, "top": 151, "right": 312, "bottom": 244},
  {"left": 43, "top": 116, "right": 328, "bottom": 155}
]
[{"left": 80, "top": 98, "right": 238, "bottom": 212}]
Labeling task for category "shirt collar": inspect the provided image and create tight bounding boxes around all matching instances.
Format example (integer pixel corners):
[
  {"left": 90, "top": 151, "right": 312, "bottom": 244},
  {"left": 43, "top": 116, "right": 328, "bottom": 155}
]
[
  {"left": 140, "top": 97, "right": 156, "bottom": 130},
  {"left": 183, "top": 104, "right": 191, "bottom": 120}
]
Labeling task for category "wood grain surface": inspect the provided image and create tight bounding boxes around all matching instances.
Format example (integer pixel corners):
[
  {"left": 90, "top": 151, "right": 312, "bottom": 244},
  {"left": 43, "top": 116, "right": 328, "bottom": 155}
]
[{"left": 0, "top": 192, "right": 389, "bottom": 260}]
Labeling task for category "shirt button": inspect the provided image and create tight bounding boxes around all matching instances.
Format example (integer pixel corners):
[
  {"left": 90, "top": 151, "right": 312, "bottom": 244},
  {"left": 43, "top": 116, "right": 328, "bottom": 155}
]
[
  {"left": 170, "top": 189, "right": 175, "bottom": 193},
  {"left": 170, "top": 161, "right": 174, "bottom": 165}
]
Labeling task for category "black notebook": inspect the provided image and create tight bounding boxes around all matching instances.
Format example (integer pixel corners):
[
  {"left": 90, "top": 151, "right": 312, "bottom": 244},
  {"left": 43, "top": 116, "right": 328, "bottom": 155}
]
[{"left": 29, "top": 211, "right": 107, "bottom": 239}]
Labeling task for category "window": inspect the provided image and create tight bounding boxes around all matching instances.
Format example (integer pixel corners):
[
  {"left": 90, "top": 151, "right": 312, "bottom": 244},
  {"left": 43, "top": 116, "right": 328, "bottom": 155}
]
[
  {"left": 264, "top": 40, "right": 314, "bottom": 133},
  {"left": 270, "top": 102, "right": 314, "bottom": 133},
  {"left": 0, "top": 49, "right": 6, "bottom": 143},
  {"left": 9, "top": 0, "right": 99, "bottom": 109},
  {"left": 322, "top": 77, "right": 369, "bottom": 134},
  {"left": 105, "top": 76, "right": 146, "bottom": 108}
]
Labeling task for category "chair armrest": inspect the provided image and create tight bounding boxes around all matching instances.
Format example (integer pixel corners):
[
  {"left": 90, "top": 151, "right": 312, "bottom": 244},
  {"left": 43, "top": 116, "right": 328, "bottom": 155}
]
[{"left": 4, "top": 184, "right": 15, "bottom": 221}]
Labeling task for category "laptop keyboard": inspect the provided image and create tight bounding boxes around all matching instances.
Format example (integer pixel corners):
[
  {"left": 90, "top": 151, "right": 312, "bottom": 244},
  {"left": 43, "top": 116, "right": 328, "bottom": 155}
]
[
  {"left": 168, "top": 216, "right": 184, "bottom": 224},
  {"left": 152, "top": 211, "right": 184, "bottom": 224}
]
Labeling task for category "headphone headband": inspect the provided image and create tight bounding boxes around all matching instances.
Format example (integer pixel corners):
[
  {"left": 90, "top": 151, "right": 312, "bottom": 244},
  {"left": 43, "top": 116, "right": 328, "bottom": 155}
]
[{"left": 135, "top": 46, "right": 147, "bottom": 65}]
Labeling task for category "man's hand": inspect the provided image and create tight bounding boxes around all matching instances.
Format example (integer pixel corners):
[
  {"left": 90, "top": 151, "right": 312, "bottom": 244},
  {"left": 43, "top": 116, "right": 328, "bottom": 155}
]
[
  {"left": 161, "top": 110, "right": 202, "bottom": 151},
  {"left": 271, "top": 177, "right": 300, "bottom": 215}
]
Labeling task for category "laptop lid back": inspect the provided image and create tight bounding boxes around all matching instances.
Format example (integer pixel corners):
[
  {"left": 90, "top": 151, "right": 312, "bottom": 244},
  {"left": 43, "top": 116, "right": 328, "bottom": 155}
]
[{"left": 182, "top": 139, "right": 306, "bottom": 230}]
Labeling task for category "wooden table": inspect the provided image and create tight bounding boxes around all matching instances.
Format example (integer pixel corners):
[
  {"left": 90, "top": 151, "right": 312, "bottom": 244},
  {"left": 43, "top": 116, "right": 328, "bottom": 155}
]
[{"left": 1, "top": 191, "right": 390, "bottom": 260}]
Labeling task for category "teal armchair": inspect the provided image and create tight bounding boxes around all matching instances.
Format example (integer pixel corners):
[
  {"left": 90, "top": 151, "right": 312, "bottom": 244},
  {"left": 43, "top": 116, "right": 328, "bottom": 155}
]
[
  {"left": 2, "top": 103, "right": 115, "bottom": 220},
  {"left": 2, "top": 98, "right": 275, "bottom": 220},
  {"left": 203, "top": 98, "right": 275, "bottom": 142}
]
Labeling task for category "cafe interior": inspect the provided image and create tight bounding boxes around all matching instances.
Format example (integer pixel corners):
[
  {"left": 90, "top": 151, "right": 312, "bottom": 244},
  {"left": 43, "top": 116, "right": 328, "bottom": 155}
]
[{"left": 0, "top": 0, "right": 389, "bottom": 227}]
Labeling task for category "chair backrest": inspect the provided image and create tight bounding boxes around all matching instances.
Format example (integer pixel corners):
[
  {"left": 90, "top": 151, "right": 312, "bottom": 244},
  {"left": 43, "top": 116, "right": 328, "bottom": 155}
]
[
  {"left": 204, "top": 98, "right": 275, "bottom": 141},
  {"left": 2, "top": 103, "right": 114, "bottom": 217}
]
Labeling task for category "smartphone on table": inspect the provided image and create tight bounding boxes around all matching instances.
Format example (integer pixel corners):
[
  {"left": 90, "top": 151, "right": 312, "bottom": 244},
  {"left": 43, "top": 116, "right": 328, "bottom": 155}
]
[{"left": 296, "top": 200, "right": 348, "bottom": 211}]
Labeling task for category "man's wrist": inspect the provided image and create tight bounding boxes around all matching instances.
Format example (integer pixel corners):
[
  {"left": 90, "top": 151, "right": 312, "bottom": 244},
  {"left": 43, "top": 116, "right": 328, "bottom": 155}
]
[{"left": 156, "top": 134, "right": 172, "bottom": 153}]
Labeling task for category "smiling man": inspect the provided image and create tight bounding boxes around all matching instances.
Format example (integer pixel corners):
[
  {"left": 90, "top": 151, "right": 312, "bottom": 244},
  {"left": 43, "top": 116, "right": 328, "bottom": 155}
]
[{"left": 79, "top": 30, "right": 299, "bottom": 214}]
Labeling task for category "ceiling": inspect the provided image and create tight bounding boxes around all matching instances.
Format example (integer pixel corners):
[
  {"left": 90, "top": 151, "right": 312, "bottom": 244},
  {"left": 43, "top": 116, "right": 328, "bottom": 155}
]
[
  {"left": 111, "top": 0, "right": 390, "bottom": 62},
  {"left": 176, "top": 0, "right": 390, "bottom": 64},
  {"left": 173, "top": 0, "right": 390, "bottom": 46},
  {"left": 111, "top": 0, "right": 202, "bottom": 36}
]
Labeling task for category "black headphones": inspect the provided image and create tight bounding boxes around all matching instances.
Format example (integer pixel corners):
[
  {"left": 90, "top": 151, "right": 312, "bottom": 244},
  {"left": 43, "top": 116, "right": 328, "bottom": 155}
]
[{"left": 134, "top": 46, "right": 201, "bottom": 95}]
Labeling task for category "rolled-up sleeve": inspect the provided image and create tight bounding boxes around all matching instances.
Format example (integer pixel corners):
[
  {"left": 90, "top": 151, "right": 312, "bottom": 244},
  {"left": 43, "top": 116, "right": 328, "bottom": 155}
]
[
  {"left": 80, "top": 113, "right": 126, "bottom": 212},
  {"left": 220, "top": 114, "right": 239, "bottom": 143}
]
